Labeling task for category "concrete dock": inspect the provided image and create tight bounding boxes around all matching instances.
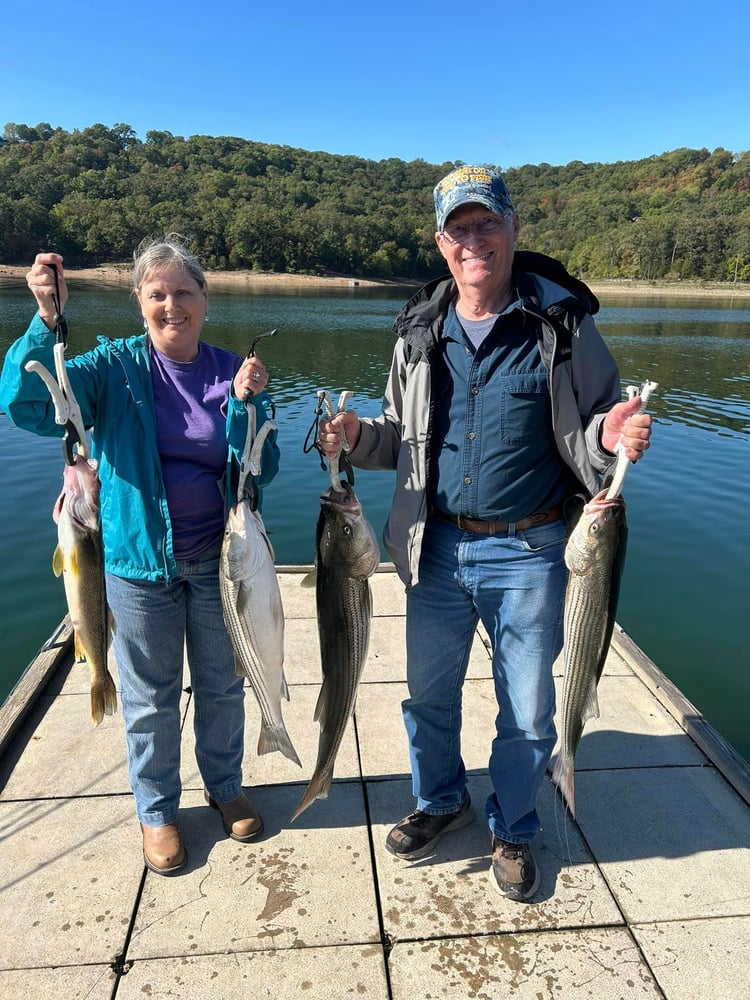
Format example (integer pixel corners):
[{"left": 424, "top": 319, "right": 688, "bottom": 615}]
[{"left": 1, "top": 569, "right": 748, "bottom": 999}]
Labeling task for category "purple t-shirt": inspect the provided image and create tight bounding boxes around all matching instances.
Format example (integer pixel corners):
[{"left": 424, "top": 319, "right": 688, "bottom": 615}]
[{"left": 149, "top": 341, "right": 238, "bottom": 560}]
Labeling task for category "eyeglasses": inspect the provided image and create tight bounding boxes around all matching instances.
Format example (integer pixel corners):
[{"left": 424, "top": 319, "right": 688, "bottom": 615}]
[{"left": 440, "top": 216, "right": 509, "bottom": 245}]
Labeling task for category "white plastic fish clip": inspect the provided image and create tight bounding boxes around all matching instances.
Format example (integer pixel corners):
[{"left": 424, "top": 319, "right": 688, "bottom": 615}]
[
  {"left": 317, "top": 389, "right": 353, "bottom": 492},
  {"left": 25, "top": 341, "right": 89, "bottom": 464},
  {"left": 605, "top": 379, "right": 658, "bottom": 500},
  {"left": 237, "top": 401, "right": 277, "bottom": 509}
]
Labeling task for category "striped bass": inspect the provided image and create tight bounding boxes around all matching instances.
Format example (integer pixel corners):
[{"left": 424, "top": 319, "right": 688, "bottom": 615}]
[
  {"left": 52, "top": 455, "right": 117, "bottom": 726},
  {"left": 220, "top": 499, "right": 301, "bottom": 767},
  {"left": 292, "top": 483, "right": 380, "bottom": 820},
  {"left": 552, "top": 489, "right": 628, "bottom": 815}
]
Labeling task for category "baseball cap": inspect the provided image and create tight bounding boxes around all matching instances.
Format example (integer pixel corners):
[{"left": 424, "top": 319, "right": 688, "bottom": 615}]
[{"left": 433, "top": 165, "right": 514, "bottom": 231}]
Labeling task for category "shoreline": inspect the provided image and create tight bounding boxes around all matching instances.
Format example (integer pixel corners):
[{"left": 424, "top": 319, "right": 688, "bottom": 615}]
[
  {"left": 0, "top": 265, "right": 392, "bottom": 291},
  {"left": 1, "top": 263, "right": 749, "bottom": 298}
]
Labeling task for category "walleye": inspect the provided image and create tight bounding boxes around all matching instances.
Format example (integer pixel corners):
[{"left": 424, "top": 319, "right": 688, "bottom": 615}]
[
  {"left": 53, "top": 455, "right": 117, "bottom": 725},
  {"left": 220, "top": 415, "right": 300, "bottom": 768},
  {"left": 552, "top": 489, "right": 628, "bottom": 815},
  {"left": 292, "top": 482, "right": 380, "bottom": 819}
]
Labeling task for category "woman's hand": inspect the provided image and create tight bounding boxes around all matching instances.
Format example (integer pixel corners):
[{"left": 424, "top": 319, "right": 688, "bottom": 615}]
[
  {"left": 233, "top": 354, "right": 268, "bottom": 398},
  {"left": 26, "top": 252, "right": 68, "bottom": 330},
  {"left": 601, "top": 396, "right": 652, "bottom": 461}
]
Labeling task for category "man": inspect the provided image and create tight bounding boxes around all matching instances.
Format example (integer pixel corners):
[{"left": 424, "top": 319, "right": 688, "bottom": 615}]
[{"left": 319, "top": 165, "right": 651, "bottom": 902}]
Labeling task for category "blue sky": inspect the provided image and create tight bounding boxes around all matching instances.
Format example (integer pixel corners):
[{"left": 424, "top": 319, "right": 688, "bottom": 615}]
[{"left": 2, "top": 0, "right": 747, "bottom": 168}]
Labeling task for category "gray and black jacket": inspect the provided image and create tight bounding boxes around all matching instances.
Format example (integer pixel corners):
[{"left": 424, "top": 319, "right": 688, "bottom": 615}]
[{"left": 348, "top": 252, "right": 622, "bottom": 587}]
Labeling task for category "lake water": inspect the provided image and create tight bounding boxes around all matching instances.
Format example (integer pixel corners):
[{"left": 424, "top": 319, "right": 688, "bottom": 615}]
[{"left": 1, "top": 278, "right": 749, "bottom": 763}]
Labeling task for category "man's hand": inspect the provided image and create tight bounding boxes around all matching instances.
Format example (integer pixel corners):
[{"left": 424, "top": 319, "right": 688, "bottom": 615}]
[{"left": 601, "top": 396, "right": 652, "bottom": 461}]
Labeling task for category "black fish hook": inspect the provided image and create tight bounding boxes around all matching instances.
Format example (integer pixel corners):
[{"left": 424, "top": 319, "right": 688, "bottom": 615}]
[
  {"left": 242, "top": 329, "right": 278, "bottom": 411},
  {"left": 303, "top": 391, "right": 328, "bottom": 470},
  {"left": 247, "top": 328, "right": 278, "bottom": 358}
]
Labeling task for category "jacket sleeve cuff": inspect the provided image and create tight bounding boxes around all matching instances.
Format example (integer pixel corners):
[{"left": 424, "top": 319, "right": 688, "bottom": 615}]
[{"left": 587, "top": 413, "right": 617, "bottom": 476}]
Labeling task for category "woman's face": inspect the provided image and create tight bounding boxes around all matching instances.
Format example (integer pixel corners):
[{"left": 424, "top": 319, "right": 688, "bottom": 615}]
[{"left": 136, "top": 264, "right": 208, "bottom": 361}]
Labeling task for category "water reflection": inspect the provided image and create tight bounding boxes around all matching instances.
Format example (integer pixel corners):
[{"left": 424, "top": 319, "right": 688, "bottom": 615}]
[
  {"left": 1, "top": 281, "right": 749, "bottom": 761},
  {"left": 600, "top": 305, "right": 750, "bottom": 326}
]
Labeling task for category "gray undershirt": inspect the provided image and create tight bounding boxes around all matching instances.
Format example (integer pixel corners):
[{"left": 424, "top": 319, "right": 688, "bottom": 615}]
[{"left": 456, "top": 313, "right": 498, "bottom": 349}]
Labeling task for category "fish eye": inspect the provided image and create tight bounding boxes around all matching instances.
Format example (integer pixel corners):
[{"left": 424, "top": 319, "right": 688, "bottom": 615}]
[{"left": 343, "top": 525, "right": 352, "bottom": 535}]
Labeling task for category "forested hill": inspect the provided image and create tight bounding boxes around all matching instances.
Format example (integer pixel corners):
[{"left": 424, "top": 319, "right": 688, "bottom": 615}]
[{"left": 2, "top": 122, "right": 749, "bottom": 283}]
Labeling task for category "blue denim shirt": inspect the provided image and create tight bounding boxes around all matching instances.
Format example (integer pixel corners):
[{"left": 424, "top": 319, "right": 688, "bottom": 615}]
[{"left": 429, "top": 303, "right": 577, "bottom": 520}]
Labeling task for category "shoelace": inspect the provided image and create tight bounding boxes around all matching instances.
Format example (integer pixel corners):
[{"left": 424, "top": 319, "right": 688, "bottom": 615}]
[
  {"left": 495, "top": 839, "right": 526, "bottom": 860},
  {"left": 405, "top": 811, "right": 433, "bottom": 828}
]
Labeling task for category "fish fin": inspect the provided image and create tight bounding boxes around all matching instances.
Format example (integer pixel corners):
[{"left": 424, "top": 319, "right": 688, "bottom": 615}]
[
  {"left": 257, "top": 723, "right": 302, "bottom": 768},
  {"left": 312, "top": 679, "right": 329, "bottom": 723},
  {"left": 291, "top": 765, "right": 334, "bottom": 821},
  {"left": 551, "top": 753, "right": 576, "bottom": 816},
  {"left": 236, "top": 583, "right": 253, "bottom": 615},
  {"left": 90, "top": 671, "right": 118, "bottom": 726},
  {"left": 104, "top": 672, "right": 118, "bottom": 716},
  {"left": 581, "top": 681, "right": 601, "bottom": 725},
  {"left": 90, "top": 691, "right": 104, "bottom": 726},
  {"left": 52, "top": 545, "right": 64, "bottom": 577},
  {"left": 73, "top": 631, "right": 86, "bottom": 662},
  {"left": 300, "top": 569, "right": 316, "bottom": 588},
  {"left": 281, "top": 670, "right": 291, "bottom": 702},
  {"left": 260, "top": 528, "right": 276, "bottom": 563}
]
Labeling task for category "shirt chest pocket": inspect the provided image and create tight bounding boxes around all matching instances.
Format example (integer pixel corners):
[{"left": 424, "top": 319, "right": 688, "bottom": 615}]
[{"left": 500, "top": 372, "right": 551, "bottom": 445}]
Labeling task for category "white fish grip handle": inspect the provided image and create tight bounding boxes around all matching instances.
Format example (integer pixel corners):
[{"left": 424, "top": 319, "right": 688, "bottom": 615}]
[
  {"left": 25, "top": 340, "right": 89, "bottom": 464},
  {"left": 605, "top": 379, "right": 658, "bottom": 499},
  {"left": 237, "top": 403, "right": 277, "bottom": 508},
  {"left": 305, "top": 389, "right": 355, "bottom": 489}
]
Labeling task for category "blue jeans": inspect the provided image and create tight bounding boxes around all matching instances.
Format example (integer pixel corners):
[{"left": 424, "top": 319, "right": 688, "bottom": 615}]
[
  {"left": 106, "top": 545, "right": 245, "bottom": 826},
  {"left": 404, "top": 515, "right": 567, "bottom": 843}
]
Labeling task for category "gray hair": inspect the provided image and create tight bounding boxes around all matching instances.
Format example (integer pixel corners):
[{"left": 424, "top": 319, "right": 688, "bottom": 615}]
[{"left": 132, "top": 233, "right": 206, "bottom": 291}]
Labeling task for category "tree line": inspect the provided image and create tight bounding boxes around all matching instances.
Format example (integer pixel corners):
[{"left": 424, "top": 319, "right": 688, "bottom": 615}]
[{"left": 2, "top": 122, "right": 749, "bottom": 283}]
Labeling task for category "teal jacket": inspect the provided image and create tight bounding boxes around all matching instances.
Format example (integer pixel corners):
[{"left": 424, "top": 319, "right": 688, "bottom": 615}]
[{"left": 0, "top": 315, "right": 280, "bottom": 582}]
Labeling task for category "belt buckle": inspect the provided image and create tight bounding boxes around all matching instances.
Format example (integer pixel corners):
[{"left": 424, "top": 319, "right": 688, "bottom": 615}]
[{"left": 456, "top": 513, "right": 467, "bottom": 530}]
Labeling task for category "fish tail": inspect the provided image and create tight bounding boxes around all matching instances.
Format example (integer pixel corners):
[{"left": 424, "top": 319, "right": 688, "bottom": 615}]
[
  {"left": 90, "top": 670, "right": 118, "bottom": 726},
  {"left": 551, "top": 752, "right": 576, "bottom": 817},
  {"left": 103, "top": 671, "right": 118, "bottom": 715},
  {"left": 291, "top": 766, "right": 333, "bottom": 821},
  {"left": 258, "top": 723, "right": 302, "bottom": 768}
]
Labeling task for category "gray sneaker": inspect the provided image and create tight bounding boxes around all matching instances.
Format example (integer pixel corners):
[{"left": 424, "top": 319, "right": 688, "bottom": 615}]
[
  {"left": 488, "top": 836, "right": 540, "bottom": 901},
  {"left": 385, "top": 795, "right": 473, "bottom": 860}
]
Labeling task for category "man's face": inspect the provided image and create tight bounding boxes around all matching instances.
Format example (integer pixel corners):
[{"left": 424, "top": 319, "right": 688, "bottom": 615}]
[{"left": 435, "top": 204, "right": 519, "bottom": 296}]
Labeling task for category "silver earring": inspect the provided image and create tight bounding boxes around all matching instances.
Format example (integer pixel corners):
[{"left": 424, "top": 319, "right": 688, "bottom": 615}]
[{"left": 143, "top": 318, "right": 148, "bottom": 331}]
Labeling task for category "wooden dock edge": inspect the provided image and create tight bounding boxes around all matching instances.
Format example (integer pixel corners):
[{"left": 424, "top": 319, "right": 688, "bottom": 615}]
[
  {"left": 0, "top": 616, "right": 74, "bottom": 760},
  {"left": 612, "top": 622, "right": 750, "bottom": 806}
]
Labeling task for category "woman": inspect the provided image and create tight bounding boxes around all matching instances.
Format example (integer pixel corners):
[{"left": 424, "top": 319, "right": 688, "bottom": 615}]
[{"left": 0, "top": 235, "right": 280, "bottom": 875}]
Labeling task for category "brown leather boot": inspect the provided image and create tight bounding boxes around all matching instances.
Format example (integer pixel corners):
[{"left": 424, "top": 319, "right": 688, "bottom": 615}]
[
  {"left": 205, "top": 790, "right": 264, "bottom": 842},
  {"left": 141, "top": 822, "right": 187, "bottom": 875}
]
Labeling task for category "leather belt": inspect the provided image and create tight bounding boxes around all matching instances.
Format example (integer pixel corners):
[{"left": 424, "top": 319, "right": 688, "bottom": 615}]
[{"left": 431, "top": 505, "right": 563, "bottom": 535}]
